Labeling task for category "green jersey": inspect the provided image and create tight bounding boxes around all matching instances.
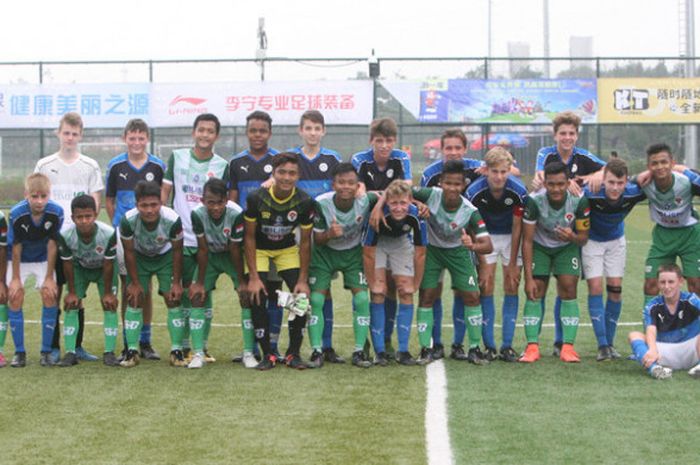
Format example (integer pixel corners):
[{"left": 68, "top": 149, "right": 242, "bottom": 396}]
[
  {"left": 523, "top": 191, "right": 590, "bottom": 248},
  {"left": 0, "top": 211, "right": 7, "bottom": 246},
  {"left": 313, "top": 192, "right": 377, "bottom": 250},
  {"left": 58, "top": 221, "right": 117, "bottom": 269},
  {"left": 191, "top": 201, "right": 244, "bottom": 253},
  {"left": 412, "top": 187, "right": 488, "bottom": 248},
  {"left": 119, "top": 206, "right": 183, "bottom": 257},
  {"left": 640, "top": 171, "right": 700, "bottom": 229},
  {"left": 164, "top": 148, "right": 230, "bottom": 247}
]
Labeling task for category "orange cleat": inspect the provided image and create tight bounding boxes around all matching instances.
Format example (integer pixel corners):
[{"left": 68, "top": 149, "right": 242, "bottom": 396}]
[
  {"left": 560, "top": 343, "right": 580, "bottom": 363},
  {"left": 518, "top": 343, "right": 541, "bottom": 363}
]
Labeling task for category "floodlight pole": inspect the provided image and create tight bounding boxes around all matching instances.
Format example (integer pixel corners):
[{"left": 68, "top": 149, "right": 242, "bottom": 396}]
[
  {"left": 257, "top": 17, "right": 267, "bottom": 82},
  {"left": 681, "top": 0, "right": 697, "bottom": 168}
]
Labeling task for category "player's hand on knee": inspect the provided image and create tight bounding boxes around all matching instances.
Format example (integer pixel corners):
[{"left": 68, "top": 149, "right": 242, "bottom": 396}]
[
  {"left": 101, "top": 292, "right": 118, "bottom": 311},
  {"left": 41, "top": 277, "right": 58, "bottom": 303},
  {"left": 126, "top": 282, "right": 144, "bottom": 308},
  {"left": 189, "top": 282, "right": 206, "bottom": 307},
  {"left": 64, "top": 292, "right": 79, "bottom": 310},
  {"left": 0, "top": 282, "right": 7, "bottom": 304},
  {"left": 248, "top": 277, "right": 267, "bottom": 306}
]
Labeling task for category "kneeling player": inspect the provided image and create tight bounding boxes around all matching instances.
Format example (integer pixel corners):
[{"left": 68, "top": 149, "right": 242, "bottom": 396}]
[
  {"left": 307, "top": 163, "right": 376, "bottom": 368},
  {"left": 628, "top": 264, "right": 700, "bottom": 379},
  {"left": 57, "top": 195, "right": 119, "bottom": 367},
  {"left": 413, "top": 161, "right": 493, "bottom": 365},
  {"left": 120, "top": 181, "right": 185, "bottom": 367},
  {"left": 520, "top": 161, "right": 590, "bottom": 363}
]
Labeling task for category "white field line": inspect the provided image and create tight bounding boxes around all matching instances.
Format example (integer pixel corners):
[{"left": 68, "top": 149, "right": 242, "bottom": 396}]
[{"left": 425, "top": 360, "right": 453, "bottom": 465}]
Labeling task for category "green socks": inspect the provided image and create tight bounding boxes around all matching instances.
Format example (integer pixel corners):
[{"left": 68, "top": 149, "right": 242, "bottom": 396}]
[
  {"left": 560, "top": 299, "right": 580, "bottom": 344},
  {"left": 523, "top": 300, "right": 542, "bottom": 344},
  {"left": 308, "top": 292, "right": 325, "bottom": 352},
  {"left": 103, "top": 311, "right": 118, "bottom": 353},
  {"left": 241, "top": 307, "right": 255, "bottom": 353},
  {"left": 167, "top": 306, "right": 185, "bottom": 351},
  {"left": 465, "top": 306, "right": 483, "bottom": 349},
  {"left": 417, "top": 306, "right": 433, "bottom": 348},
  {"left": 125, "top": 306, "right": 143, "bottom": 351},
  {"left": 0, "top": 304, "right": 7, "bottom": 352},
  {"left": 189, "top": 307, "right": 206, "bottom": 354},
  {"left": 352, "top": 291, "right": 370, "bottom": 352},
  {"left": 63, "top": 309, "right": 79, "bottom": 353}
]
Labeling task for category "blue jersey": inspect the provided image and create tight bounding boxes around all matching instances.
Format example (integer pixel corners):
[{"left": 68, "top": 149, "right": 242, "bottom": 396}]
[
  {"left": 583, "top": 183, "right": 646, "bottom": 242},
  {"left": 287, "top": 146, "right": 341, "bottom": 198},
  {"left": 362, "top": 204, "right": 427, "bottom": 246},
  {"left": 536, "top": 145, "right": 605, "bottom": 177},
  {"left": 7, "top": 199, "right": 64, "bottom": 263},
  {"left": 351, "top": 148, "right": 411, "bottom": 191},
  {"left": 644, "top": 292, "right": 700, "bottom": 343},
  {"left": 465, "top": 176, "right": 528, "bottom": 235},
  {"left": 105, "top": 153, "right": 167, "bottom": 227},
  {"left": 228, "top": 148, "right": 279, "bottom": 209},
  {"left": 420, "top": 158, "right": 483, "bottom": 190}
]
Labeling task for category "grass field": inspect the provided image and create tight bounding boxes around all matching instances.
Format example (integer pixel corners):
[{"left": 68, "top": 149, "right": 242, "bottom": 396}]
[{"left": 0, "top": 206, "right": 695, "bottom": 465}]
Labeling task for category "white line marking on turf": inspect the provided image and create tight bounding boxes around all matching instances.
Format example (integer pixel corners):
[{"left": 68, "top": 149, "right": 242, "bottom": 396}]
[{"left": 426, "top": 360, "right": 454, "bottom": 465}]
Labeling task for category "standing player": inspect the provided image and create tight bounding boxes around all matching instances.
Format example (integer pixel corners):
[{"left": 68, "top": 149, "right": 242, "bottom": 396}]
[
  {"left": 520, "top": 161, "right": 590, "bottom": 363},
  {"left": 187, "top": 179, "right": 250, "bottom": 368},
  {"left": 0, "top": 211, "right": 7, "bottom": 367},
  {"left": 288, "top": 110, "right": 344, "bottom": 363},
  {"left": 105, "top": 118, "right": 166, "bottom": 361},
  {"left": 7, "top": 174, "right": 63, "bottom": 367},
  {"left": 56, "top": 195, "right": 119, "bottom": 367},
  {"left": 244, "top": 153, "right": 314, "bottom": 370},
  {"left": 582, "top": 158, "right": 645, "bottom": 361},
  {"left": 161, "top": 113, "right": 229, "bottom": 362},
  {"left": 628, "top": 264, "right": 700, "bottom": 380},
  {"left": 465, "top": 147, "right": 527, "bottom": 362},
  {"left": 364, "top": 181, "right": 426, "bottom": 366},
  {"left": 35, "top": 112, "right": 104, "bottom": 362},
  {"left": 119, "top": 181, "right": 185, "bottom": 368},
  {"left": 412, "top": 161, "right": 493, "bottom": 365},
  {"left": 307, "top": 163, "right": 376, "bottom": 368}
]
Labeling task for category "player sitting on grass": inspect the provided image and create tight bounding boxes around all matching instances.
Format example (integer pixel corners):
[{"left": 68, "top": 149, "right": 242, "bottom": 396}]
[
  {"left": 120, "top": 181, "right": 185, "bottom": 368},
  {"left": 412, "top": 161, "right": 493, "bottom": 365},
  {"left": 56, "top": 195, "right": 119, "bottom": 367},
  {"left": 7, "top": 173, "right": 63, "bottom": 368},
  {"left": 628, "top": 264, "right": 700, "bottom": 380},
  {"left": 520, "top": 161, "right": 590, "bottom": 363},
  {"left": 187, "top": 178, "right": 250, "bottom": 369},
  {"left": 364, "top": 181, "right": 426, "bottom": 366},
  {"left": 307, "top": 163, "right": 376, "bottom": 369}
]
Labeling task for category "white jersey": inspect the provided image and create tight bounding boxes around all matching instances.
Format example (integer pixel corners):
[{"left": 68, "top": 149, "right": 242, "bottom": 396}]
[{"left": 34, "top": 152, "right": 104, "bottom": 231}]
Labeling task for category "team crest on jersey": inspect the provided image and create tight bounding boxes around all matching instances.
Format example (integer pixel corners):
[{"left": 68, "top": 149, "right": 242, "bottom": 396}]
[
  {"left": 223, "top": 228, "right": 231, "bottom": 236},
  {"left": 565, "top": 213, "right": 574, "bottom": 222},
  {"left": 262, "top": 212, "right": 271, "bottom": 219},
  {"left": 193, "top": 174, "right": 200, "bottom": 182},
  {"left": 96, "top": 246, "right": 104, "bottom": 254},
  {"left": 465, "top": 179, "right": 472, "bottom": 186},
  {"left": 356, "top": 215, "right": 363, "bottom": 224},
  {"left": 156, "top": 235, "right": 166, "bottom": 243},
  {"left": 319, "top": 163, "right": 328, "bottom": 172},
  {"left": 450, "top": 222, "right": 458, "bottom": 230},
  {"left": 264, "top": 164, "right": 273, "bottom": 174},
  {"left": 386, "top": 169, "right": 394, "bottom": 178},
  {"left": 207, "top": 171, "right": 215, "bottom": 178},
  {"left": 145, "top": 172, "right": 155, "bottom": 182},
  {"left": 44, "top": 221, "right": 52, "bottom": 230},
  {"left": 571, "top": 164, "right": 578, "bottom": 174},
  {"left": 675, "top": 197, "right": 683, "bottom": 205},
  {"left": 504, "top": 198, "right": 513, "bottom": 206},
  {"left": 402, "top": 224, "right": 410, "bottom": 232},
  {"left": 287, "top": 210, "right": 298, "bottom": 222}
]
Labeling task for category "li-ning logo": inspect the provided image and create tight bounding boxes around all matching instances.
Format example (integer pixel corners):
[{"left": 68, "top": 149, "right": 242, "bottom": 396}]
[
  {"left": 168, "top": 95, "right": 207, "bottom": 116},
  {"left": 169, "top": 95, "right": 207, "bottom": 106}
]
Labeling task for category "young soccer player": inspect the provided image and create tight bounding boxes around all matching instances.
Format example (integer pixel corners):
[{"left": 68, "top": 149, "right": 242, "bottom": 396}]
[
  {"left": 629, "top": 264, "right": 700, "bottom": 380},
  {"left": 119, "top": 181, "right": 184, "bottom": 368},
  {"left": 364, "top": 181, "right": 426, "bottom": 366},
  {"left": 56, "top": 195, "right": 119, "bottom": 367},
  {"left": 7, "top": 173, "right": 64, "bottom": 367},
  {"left": 187, "top": 178, "right": 250, "bottom": 368},
  {"left": 412, "top": 161, "right": 493, "bottom": 365},
  {"left": 244, "top": 152, "right": 314, "bottom": 370},
  {"left": 161, "top": 113, "right": 230, "bottom": 363},
  {"left": 520, "top": 161, "right": 590, "bottom": 363},
  {"left": 307, "top": 163, "right": 376, "bottom": 368},
  {"left": 0, "top": 211, "right": 8, "bottom": 367},
  {"left": 465, "top": 147, "right": 527, "bottom": 362},
  {"left": 582, "top": 158, "right": 645, "bottom": 361},
  {"left": 35, "top": 112, "right": 104, "bottom": 362},
  {"left": 105, "top": 118, "right": 166, "bottom": 361}
]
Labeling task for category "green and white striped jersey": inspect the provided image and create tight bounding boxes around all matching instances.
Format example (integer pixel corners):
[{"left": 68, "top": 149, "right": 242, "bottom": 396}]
[
  {"left": 640, "top": 171, "right": 700, "bottom": 229},
  {"left": 119, "top": 206, "right": 183, "bottom": 257},
  {"left": 313, "top": 192, "right": 376, "bottom": 250},
  {"left": 58, "top": 221, "right": 117, "bottom": 269},
  {"left": 523, "top": 191, "right": 590, "bottom": 248},
  {"left": 191, "top": 202, "right": 244, "bottom": 253}
]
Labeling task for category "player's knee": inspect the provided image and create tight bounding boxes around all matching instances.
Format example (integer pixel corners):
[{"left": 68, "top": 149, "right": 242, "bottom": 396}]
[
  {"left": 628, "top": 331, "right": 644, "bottom": 343},
  {"left": 310, "top": 292, "right": 325, "bottom": 311},
  {"left": 352, "top": 291, "right": 369, "bottom": 309},
  {"left": 606, "top": 284, "right": 622, "bottom": 298},
  {"left": 462, "top": 292, "right": 480, "bottom": 307}
]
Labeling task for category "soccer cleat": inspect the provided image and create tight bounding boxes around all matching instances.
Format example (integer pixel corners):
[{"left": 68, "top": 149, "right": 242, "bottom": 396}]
[
  {"left": 139, "top": 343, "right": 161, "bottom": 361},
  {"left": 687, "top": 362, "right": 700, "bottom": 378},
  {"left": 182, "top": 348, "right": 192, "bottom": 363},
  {"left": 373, "top": 352, "right": 390, "bottom": 367},
  {"left": 552, "top": 342, "right": 563, "bottom": 357},
  {"left": 286, "top": 354, "right": 307, "bottom": 370},
  {"left": 450, "top": 344, "right": 469, "bottom": 361},
  {"left": 58, "top": 352, "right": 79, "bottom": 367},
  {"left": 0, "top": 353, "right": 6, "bottom": 368},
  {"left": 231, "top": 353, "right": 244, "bottom": 363},
  {"left": 362, "top": 339, "right": 371, "bottom": 360},
  {"left": 608, "top": 346, "right": 622, "bottom": 359},
  {"left": 187, "top": 353, "right": 205, "bottom": 369},
  {"left": 256, "top": 354, "right": 277, "bottom": 371},
  {"left": 559, "top": 343, "right": 580, "bottom": 363},
  {"left": 596, "top": 346, "right": 612, "bottom": 362},
  {"left": 117, "top": 349, "right": 127, "bottom": 363},
  {"left": 242, "top": 352, "right": 258, "bottom": 369},
  {"left": 49, "top": 348, "right": 61, "bottom": 364},
  {"left": 483, "top": 347, "right": 498, "bottom": 362},
  {"left": 650, "top": 364, "right": 673, "bottom": 380},
  {"left": 11, "top": 352, "right": 26, "bottom": 368},
  {"left": 307, "top": 350, "right": 323, "bottom": 369},
  {"left": 518, "top": 343, "right": 541, "bottom": 363},
  {"left": 385, "top": 340, "right": 396, "bottom": 360},
  {"left": 120, "top": 349, "right": 140, "bottom": 368},
  {"left": 272, "top": 349, "right": 284, "bottom": 365},
  {"left": 203, "top": 350, "right": 216, "bottom": 363},
  {"left": 351, "top": 350, "right": 372, "bottom": 368},
  {"left": 169, "top": 350, "right": 188, "bottom": 367},
  {"left": 499, "top": 347, "right": 519, "bottom": 363},
  {"left": 416, "top": 347, "right": 433, "bottom": 366},
  {"left": 40, "top": 351, "right": 55, "bottom": 367},
  {"left": 75, "top": 347, "right": 99, "bottom": 362},
  {"left": 322, "top": 347, "right": 345, "bottom": 364},
  {"left": 103, "top": 352, "right": 120, "bottom": 367},
  {"left": 431, "top": 343, "right": 445, "bottom": 360},
  {"left": 467, "top": 347, "right": 490, "bottom": 365},
  {"left": 396, "top": 351, "right": 417, "bottom": 366}
]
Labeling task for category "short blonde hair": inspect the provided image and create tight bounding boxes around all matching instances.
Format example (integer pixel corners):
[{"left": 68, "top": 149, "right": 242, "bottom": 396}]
[
  {"left": 484, "top": 146, "right": 513, "bottom": 168},
  {"left": 25, "top": 173, "right": 51, "bottom": 193},
  {"left": 552, "top": 111, "right": 581, "bottom": 133},
  {"left": 59, "top": 112, "right": 83, "bottom": 132},
  {"left": 385, "top": 180, "right": 411, "bottom": 199}
]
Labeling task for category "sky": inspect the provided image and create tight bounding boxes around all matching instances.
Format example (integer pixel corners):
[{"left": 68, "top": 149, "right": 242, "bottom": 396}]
[{"left": 0, "top": 0, "right": 692, "bottom": 82}]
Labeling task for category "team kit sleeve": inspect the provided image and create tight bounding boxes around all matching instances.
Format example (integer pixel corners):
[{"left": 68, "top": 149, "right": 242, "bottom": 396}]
[
  {"left": 410, "top": 186, "right": 432, "bottom": 203},
  {"left": 191, "top": 211, "right": 205, "bottom": 237},
  {"left": 535, "top": 148, "right": 547, "bottom": 172},
  {"left": 119, "top": 216, "right": 134, "bottom": 240},
  {"left": 231, "top": 214, "right": 244, "bottom": 242},
  {"left": 682, "top": 169, "right": 700, "bottom": 195},
  {"left": 164, "top": 153, "right": 175, "bottom": 184},
  {"left": 169, "top": 217, "right": 184, "bottom": 241},
  {"left": 244, "top": 191, "right": 260, "bottom": 221},
  {"left": 312, "top": 201, "right": 328, "bottom": 232},
  {"left": 105, "top": 231, "right": 118, "bottom": 260},
  {"left": 522, "top": 196, "right": 539, "bottom": 223},
  {"left": 575, "top": 197, "right": 591, "bottom": 230},
  {"left": 467, "top": 210, "right": 489, "bottom": 237},
  {"left": 89, "top": 160, "right": 105, "bottom": 193},
  {"left": 299, "top": 199, "right": 315, "bottom": 229},
  {"left": 51, "top": 208, "right": 64, "bottom": 239},
  {"left": 411, "top": 216, "right": 428, "bottom": 246},
  {"left": 0, "top": 214, "right": 7, "bottom": 246},
  {"left": 401, "top": 154, "right": 412, "bottom": 180},
  {"left": 57, "top": 234, "right": 72, "bottom": 261},
  {"left": 105, "top": 164, "right": 117, "bottom": 198}
]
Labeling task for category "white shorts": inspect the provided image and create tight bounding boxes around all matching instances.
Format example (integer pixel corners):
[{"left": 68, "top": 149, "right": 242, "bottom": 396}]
[
  {"left": 658, "top": 335, "right": 700, "bottom": 370},
  {"left": 582, "top": 236, "right": 626, "bottom": 279},
  {"left": 7, "top": 261, "right": 53, "bottom": 289},
  {"left": 375, "top": 236, "right": 415, "bottom": 277},
  {"left": 483, "top": 234, "right": 522, "bottom": 266}
]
